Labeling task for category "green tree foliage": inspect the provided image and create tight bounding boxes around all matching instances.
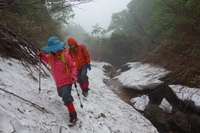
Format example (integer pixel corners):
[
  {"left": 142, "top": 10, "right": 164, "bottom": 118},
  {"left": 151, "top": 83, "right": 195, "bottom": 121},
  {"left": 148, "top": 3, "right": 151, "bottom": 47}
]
[
  {"left": 91, "top": 24, "right": 107, "bottom": 37},
  {"left": 108, "top": 10, "right": 128, "bottom": 31},
  {"left": 150, "top": 0, "right": 200, "bottom": 61},
  {"left": 151, "top": 0, "right": 200, "bottom": 48},
  {"left": 0, "top": 0, "right": 92, "bottom": 67},
  {"left": 0, "top": 0, "right": 76, "bottom": 48},
  {"left": 146, "top": 0, "right": 200, "bottom": 86},
  {"left": 108, "top": 0, "right": 153, "bottom": 33},
  {"left": 46, "top": 0, "right": 75, "bottom": 25},
  {"left": 83, "top": 24, "right": 110, "bottom": 61},
  {"left": 106, "top": 0, "right": 155, "bottom": 65},
  {"left": 109, "top": 30, "right": 138, "bottom": 66}
]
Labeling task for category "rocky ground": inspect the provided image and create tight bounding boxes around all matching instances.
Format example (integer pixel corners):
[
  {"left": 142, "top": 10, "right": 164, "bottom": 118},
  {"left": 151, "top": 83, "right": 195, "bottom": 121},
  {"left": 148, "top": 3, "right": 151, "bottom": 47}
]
[{"left": 103, "top": 64, "right": 200, "bottom": 133}]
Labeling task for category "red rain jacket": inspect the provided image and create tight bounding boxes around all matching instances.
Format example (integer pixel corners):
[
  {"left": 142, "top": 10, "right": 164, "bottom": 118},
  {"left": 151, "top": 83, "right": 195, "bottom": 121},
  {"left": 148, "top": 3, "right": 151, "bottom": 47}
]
[{"left": 40, "top": 49, "right": 77, "bottom": 87}]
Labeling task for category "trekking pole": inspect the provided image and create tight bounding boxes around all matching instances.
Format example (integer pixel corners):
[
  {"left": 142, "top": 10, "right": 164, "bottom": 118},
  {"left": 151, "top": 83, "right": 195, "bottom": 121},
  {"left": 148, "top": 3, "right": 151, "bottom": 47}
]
[
  {"left": 38, "top": 55, "right": 41, "bottom": 93},
  {"left": 74, "top": 83, "right": 83, "bottom": 108}
]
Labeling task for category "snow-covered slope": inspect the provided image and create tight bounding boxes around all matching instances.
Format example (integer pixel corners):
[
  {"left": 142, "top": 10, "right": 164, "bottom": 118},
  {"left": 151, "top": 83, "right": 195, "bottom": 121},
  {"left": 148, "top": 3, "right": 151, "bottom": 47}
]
[{"left": 0, "top": 58, "right": 158, "bottom": 133}]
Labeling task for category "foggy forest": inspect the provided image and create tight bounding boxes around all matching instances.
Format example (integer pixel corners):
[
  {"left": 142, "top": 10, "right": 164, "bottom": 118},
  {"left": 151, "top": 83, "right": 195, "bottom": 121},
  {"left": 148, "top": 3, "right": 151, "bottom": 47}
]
[
  {"left": 1, "top": 0, "right": 200, "bottom": 132},
  {"left": 1, "top": 0, "right": 200, "bottom": 87}
]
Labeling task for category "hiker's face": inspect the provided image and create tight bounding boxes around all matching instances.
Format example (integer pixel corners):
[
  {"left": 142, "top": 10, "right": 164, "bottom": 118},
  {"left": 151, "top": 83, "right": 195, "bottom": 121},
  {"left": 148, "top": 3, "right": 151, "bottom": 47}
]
[
  {"left": 69, "top": 44, "right": 76, "bottom": 49},
  {"left": 50, "top": 51, "right": 56, "bottom": 54}
]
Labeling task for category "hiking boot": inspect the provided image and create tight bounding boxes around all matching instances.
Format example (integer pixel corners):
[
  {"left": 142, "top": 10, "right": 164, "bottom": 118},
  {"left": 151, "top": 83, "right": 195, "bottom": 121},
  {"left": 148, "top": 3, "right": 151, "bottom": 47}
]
[
  {"left": 68, "top": 117, "right": 78, "bottom": 126},
  {"left": 68, "top": 111, "right": 77, "bottom": 126},
  {"left": 82, "top": 91, "right": 88, "bottom": 97}
]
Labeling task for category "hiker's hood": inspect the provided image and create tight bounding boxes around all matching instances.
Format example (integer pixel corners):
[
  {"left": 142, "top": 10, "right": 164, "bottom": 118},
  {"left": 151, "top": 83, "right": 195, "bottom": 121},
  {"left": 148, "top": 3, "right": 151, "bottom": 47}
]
[{"left": 67, "top": 37, "right": 78, "bottom": 46}]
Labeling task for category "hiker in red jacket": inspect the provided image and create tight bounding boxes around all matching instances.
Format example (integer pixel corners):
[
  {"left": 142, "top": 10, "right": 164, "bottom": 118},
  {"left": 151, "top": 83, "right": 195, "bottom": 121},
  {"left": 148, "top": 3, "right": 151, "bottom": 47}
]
[
  {"left": 67, "top": 37, "right": 91, "bottom": 97},
  {"left": 37, "top": 36, "right": 78, "bottom": 126}
]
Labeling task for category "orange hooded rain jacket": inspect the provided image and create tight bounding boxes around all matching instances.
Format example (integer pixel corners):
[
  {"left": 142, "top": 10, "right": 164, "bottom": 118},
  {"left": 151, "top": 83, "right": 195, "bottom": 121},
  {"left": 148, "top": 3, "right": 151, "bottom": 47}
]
[{"left": 67, "top": 38, "right": 90, "bottom": 70}]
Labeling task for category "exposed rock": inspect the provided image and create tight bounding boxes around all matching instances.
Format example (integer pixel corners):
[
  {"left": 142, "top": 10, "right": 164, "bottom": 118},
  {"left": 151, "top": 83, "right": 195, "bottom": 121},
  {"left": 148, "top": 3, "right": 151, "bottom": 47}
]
[
  {"left": 184, "top": 99, "right": 200, "bottom": 114},
  {"left": 103, "top": 64, "right": 113, "bottom": 73},
  {"left": 168, "top": 111, "right": 193, "bottom": 133},
  {"left": 120, "top": 64, "right": 131, "bottom": 72},
  {"left": 104, "top": 69, "right": 200, "bottom": 133},
  {"left": 152, "top": 86, "right": 182, "bottom": 107},
  {"left": 144, "top": 104, "right": 168, "bottom": 132},
  {"left": 103, "top": 65, "right": 121, "bottom": 78},
  {"left": 144, "top": 105, "right": 194, "bottom": 133},
  {"left": 189, "top": 114, "right": 200, "bottom": 133}
]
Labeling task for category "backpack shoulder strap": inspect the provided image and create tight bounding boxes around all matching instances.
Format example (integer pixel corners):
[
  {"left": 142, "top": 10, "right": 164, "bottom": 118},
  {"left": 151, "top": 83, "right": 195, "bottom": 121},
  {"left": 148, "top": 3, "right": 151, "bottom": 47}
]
[
  {"left": 48, "top": 52, "right": 70, "bottom": 74},
  {"left": 48, "top": 53, "right": 51, "bottom": 70},
  {"left": 59, "top": 52, "right": 71, "bottom": 74},
  {"left": 81, "top": 44, "right": 89, "bottom": 62}
]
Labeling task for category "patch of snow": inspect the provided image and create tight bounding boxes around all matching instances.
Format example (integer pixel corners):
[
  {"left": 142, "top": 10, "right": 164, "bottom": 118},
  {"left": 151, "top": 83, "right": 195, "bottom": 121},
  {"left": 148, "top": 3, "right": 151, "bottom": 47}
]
[
  {"left": 169, "top": 85, "right": 200, "bottom": 109},
  {"left": 159, "top": 98, "right": 173, "bottom": 113},
  {"left": 116, "top": 62, "right": 169, "bottom": 90},
  {"left": 130, "top": 95, "right": 149, "bottom": 111}
]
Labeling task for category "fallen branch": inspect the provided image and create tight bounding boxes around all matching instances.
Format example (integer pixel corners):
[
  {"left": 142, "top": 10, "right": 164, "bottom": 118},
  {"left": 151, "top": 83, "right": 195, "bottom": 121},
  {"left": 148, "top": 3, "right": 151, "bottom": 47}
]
[{"left": 0, "top": 87, "right": 53, "bottom": 114}]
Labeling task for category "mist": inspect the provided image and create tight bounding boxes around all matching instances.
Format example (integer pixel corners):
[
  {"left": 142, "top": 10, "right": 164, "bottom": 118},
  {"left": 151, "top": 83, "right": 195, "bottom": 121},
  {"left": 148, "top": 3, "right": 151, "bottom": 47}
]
[{"left": 72, "top": 0, "right": 131, "bottom": 33}]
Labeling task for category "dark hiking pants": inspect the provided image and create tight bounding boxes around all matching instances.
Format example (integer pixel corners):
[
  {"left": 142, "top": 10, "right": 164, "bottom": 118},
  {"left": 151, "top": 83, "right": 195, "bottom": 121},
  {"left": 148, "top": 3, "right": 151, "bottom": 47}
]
[{"left": 57, "top": 84, "right": 73, "bottom": 105}]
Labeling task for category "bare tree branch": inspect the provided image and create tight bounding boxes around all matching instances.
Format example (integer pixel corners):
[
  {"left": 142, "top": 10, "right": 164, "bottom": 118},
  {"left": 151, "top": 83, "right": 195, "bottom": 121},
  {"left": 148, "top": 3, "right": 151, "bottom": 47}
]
[
  {"left": 0, "top": 87, "right": 53, "bottom": 114},
  {"left": 0, "top": 0, "right": 94, "bottom": 9}
]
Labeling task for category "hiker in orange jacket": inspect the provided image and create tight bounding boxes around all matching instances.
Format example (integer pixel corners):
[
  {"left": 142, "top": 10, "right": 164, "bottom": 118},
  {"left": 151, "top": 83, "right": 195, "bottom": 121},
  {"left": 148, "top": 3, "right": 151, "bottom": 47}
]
[
  {"left": 37, "top": 36, "right": 78, "bottom": 126},
  {"left": 67, "top": 37, "right": 91, "bottom": 97}
]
